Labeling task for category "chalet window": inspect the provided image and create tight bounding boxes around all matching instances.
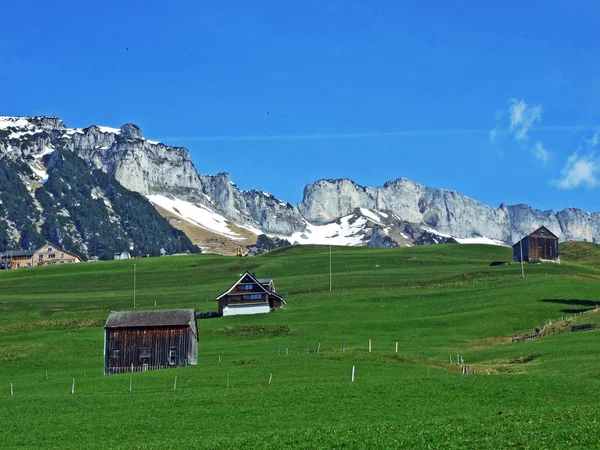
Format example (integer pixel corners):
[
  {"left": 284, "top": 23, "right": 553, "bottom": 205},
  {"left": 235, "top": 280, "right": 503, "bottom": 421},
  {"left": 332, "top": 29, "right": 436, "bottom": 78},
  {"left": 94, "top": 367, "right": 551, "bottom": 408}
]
[
  {"left": 248, "top": 294, "right": 263, "bottom": 300},
  {"left": 138, "top": 348, "right": 151, "bottom": 359},
  {"left": 38, "top": 255, "right": 43, "bottom": 259},
  {"left": 48, "top": 254, "right": 56, "bottom": 259},
  {"left": 47, "top": 247, "right": 53, "bottom": 252},
  {"left": 169, "top": 347, "right": 177, "bottom": 365},
  {"left": 109, "top": 349, "right": 120, "bottom": 359},
  {"left": 239, "top": 284, "right": 254, "bottom": 290},
  {"left": 60, "top": 253, "right": 64, "bottom": 258}
]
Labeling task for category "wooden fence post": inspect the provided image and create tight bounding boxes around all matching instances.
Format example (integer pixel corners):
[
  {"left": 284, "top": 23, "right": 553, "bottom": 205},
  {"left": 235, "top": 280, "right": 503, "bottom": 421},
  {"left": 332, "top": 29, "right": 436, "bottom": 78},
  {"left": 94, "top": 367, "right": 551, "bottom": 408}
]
[
  {"left": 351, "top": 366, "right": 355, "bottom": 382},
  {"left": 71, "top": 379, "right": 75, "bottom": 394},
  {"left": 395, "top": 341, "right": 398, "bottom": 353},
  {"left": 368, "top": 339, "right": 372, "bottom": 353}
]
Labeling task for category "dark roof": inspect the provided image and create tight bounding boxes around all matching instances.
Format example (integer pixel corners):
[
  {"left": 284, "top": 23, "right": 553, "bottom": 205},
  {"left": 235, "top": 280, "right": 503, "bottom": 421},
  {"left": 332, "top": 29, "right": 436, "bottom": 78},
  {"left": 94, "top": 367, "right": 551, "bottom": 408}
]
[
  {"left": 512, "top": 226, "right": 559, "bottom": 247},
  {"left": 105, "top": 308, "right": 196, "bottom": 328},
  {"left": 3, "top": 250, "right": 35, "bottom": 257},
  {"left": 216, "top": 272, "right": 271, "bottom": 300},
  {"left": 257, "top": 278, "right": 273, "bottom": 284}
]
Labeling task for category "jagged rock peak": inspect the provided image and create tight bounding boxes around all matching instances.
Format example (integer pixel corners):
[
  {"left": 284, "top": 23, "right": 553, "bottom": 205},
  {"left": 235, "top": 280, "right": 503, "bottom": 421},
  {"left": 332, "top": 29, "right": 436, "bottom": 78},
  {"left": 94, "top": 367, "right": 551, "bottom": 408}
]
[{"left": 120, "top": 123, "right": 142, "bottom": 139}]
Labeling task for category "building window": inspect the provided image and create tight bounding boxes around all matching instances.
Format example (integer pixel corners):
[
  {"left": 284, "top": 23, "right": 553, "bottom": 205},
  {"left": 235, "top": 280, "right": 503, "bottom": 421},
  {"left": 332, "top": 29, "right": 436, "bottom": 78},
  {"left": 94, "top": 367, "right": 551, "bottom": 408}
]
[
  {"left": 138, "top": 348, "right": 151, "bottom": 359},
  {"left": 26, "top": 263, "right": 31, "bottom": 267},
  {"left": 60, "top": 253, "right": 64, "bottom": 258},
  {"left": 48, "top": 254, "right": 56, "bottom": 259},
  {"left": 169, "top": 348, "right": 178, "bottom": 365},
  {"left": 47, "top": 247, "right": 53, "bottom": 252},
  {"left": 38, "top": 255, "right": 43, "bottom": 259},
  {"left": 248, "top": 294, "right": 263, "bottom": 300},
  {"left": 239, "top": 284, "right": 254, "bottom": 290},
  {"left": 109, "top": 349, "right": 120, "bottom": 359}
]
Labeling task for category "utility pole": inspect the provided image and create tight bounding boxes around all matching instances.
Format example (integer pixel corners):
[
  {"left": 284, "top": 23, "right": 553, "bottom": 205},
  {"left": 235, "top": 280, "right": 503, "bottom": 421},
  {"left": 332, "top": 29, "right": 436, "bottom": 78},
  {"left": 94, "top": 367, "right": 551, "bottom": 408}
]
[
  {"left": 329, "top": 247, "right": 332, "bottom": 292},
  {"left": 133, "top": 263, "right": 136, "bottom": 308},
  {"left": 520, "top": 238, "right": 524, "bottom": 279}
]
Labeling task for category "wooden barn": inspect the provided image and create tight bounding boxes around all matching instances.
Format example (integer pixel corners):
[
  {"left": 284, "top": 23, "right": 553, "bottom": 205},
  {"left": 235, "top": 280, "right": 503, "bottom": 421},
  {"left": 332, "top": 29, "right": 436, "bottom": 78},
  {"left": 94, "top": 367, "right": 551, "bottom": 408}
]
[
  {"left": 512, "top": 226, "right": 560, "bottom": 262},
  {"left": 104, "top": 308, "right": 198, "bottom": 375},
  {"left": 217, "top": 272, "right": 286, "bottom": 316}
]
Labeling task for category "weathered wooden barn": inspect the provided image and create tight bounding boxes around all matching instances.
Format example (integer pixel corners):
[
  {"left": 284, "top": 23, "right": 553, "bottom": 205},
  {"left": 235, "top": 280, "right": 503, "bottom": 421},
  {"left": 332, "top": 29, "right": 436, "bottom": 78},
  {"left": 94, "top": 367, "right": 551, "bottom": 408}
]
[
  {"left": 512, "top": 226, "right": 560, "bottom": 262},
  {"left": 104, "top": 309, "right": 198, "bottom": 375},
  {"left": 217, "top": 272, "right": 286, "bottom": 316}
]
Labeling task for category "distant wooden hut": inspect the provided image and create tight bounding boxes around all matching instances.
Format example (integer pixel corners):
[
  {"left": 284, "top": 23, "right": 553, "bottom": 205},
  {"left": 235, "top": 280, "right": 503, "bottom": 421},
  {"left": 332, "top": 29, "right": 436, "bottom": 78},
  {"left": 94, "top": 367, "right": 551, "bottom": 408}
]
[
  {"left": 512, "top": 226, "right": 559, "bottom": 262},
  {"left": 217, "top": 272, "right": 286, "bottom": 316},
  {"left": 104, "top": 308, "right": 198, "bottom": 375}
]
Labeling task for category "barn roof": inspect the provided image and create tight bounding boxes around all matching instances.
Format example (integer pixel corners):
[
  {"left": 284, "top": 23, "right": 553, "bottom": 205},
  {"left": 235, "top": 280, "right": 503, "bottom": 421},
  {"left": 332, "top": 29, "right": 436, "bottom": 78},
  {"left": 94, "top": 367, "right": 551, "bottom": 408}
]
[
  {"left": 104, "top": 308, "right": 197, "bottom": 328},
  {"left": 512, "top": 226, "right": 559, "bottom": 247}
]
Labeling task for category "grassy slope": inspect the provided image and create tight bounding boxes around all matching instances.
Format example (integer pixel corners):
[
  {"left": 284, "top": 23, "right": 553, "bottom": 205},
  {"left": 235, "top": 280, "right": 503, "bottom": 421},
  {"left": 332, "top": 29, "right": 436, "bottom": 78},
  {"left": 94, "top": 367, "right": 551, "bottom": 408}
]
[
  {"left": 0, "top": 244, "right": 599, "bottom": 448},
  {"left": 560, "top": 241, "right": 600, "bottom": 268}
]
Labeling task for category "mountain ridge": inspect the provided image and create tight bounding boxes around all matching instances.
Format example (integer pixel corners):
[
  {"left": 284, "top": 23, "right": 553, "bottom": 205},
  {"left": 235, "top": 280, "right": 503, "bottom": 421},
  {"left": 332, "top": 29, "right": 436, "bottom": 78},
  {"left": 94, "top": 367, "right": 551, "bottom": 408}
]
[{"left": 1, "top": 115, "right": 599, "bottom": 257}]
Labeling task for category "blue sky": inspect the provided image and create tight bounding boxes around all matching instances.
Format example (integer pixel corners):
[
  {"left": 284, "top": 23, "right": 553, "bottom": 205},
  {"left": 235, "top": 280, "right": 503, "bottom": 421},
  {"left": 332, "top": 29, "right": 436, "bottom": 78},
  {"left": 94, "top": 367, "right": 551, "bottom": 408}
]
[{"left": 2, "top": 1, "right": 600, "bottom": 212}]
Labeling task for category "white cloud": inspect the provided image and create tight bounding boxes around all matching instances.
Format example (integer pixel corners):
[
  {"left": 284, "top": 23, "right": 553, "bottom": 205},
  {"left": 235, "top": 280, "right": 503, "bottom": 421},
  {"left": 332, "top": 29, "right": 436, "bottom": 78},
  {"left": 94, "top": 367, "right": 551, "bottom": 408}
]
[
  {"left": 508, "top": 99, "right": 542, "bottom": 141},
  {"left": 587, "top": 132, "right": 599, "bottom": 148},
  {"left": 532, "top": 141, "right": 549, "bottom": 165},
  {"left": 489, "top": 128, "right": 498, "bottom": 143},
  {"left": 555, "top": 153, "right": 599, "bottom": 189}
]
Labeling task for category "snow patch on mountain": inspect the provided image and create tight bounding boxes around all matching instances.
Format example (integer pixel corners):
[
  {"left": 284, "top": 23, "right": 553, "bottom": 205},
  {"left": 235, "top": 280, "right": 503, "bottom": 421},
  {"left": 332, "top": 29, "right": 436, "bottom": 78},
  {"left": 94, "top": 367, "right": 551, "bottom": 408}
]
[
  {"left": 454, "top": 237, "right": 507, "bottom": 246},
  {"left": 281, "top": 215, "right": 369, "bottom": 246},
  {"left": 148, "top": 194, "right": 248, "bottom": 240}
]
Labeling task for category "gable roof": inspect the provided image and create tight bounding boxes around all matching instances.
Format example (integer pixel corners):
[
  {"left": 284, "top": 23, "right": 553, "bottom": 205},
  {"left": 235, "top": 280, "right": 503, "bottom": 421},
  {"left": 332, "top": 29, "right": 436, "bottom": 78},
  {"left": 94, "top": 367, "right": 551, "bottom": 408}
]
[
  {"left": 529, "top": 226, "right": 559, "bottom": 239},
  {"left": 512, "top": 226, "right": 559, "bottom": 247},
  {"left": 216, "top": 272, "right": 271, "bottom": 300},
  {"left": 35, "top": 241, "right": 81, "bottom": 259},
  {"left": 105, "top": 308, "right": 197, "bottom": 329}
]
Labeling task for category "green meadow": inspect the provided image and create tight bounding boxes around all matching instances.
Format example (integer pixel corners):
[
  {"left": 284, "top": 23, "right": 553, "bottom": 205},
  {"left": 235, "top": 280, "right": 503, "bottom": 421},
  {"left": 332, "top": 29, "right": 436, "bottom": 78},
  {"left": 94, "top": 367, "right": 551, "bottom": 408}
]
[{"left": 1, "top": 243, "right": 599, "bottom": 448}]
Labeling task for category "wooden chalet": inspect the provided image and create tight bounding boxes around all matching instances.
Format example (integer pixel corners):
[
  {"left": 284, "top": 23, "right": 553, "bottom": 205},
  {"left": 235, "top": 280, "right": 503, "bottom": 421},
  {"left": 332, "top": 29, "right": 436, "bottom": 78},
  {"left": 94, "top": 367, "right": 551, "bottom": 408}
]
[
  {"left": 0, "top": 242, "right": 82, "bottom": 269},
  {"left": 217, "top": 272, "right": 286, "bottom": 316},
  {"left": 512, "top": 226, "right": 560, "bottom": 262},
  {"left": 104, "top": 308, "right": 198, "bottom": 375}
]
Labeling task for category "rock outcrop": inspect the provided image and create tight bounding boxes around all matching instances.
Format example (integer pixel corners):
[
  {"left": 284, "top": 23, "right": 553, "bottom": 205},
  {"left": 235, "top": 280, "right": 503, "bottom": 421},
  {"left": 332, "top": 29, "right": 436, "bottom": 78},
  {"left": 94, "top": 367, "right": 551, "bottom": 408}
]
[{"left": 2, "top": 115, "right": 599, "bottom": 252}]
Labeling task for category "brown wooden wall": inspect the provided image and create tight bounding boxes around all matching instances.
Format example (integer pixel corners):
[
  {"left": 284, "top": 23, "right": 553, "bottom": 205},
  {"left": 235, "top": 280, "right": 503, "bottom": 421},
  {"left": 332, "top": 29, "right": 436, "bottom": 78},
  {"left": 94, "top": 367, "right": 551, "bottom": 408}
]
[
  {"left": 528, "top": 235, "right": 558, "bottom": 261},
  {"left": 104, "top": 326, "right": 197, "bottom": 375}
]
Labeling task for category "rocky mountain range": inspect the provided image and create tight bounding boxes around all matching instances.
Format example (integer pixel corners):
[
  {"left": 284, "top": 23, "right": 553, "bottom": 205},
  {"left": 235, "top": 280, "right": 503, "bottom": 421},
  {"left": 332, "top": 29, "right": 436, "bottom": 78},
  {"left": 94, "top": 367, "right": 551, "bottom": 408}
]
[{"left": 0, "top": 115, "right": 598, "bottom": 258}]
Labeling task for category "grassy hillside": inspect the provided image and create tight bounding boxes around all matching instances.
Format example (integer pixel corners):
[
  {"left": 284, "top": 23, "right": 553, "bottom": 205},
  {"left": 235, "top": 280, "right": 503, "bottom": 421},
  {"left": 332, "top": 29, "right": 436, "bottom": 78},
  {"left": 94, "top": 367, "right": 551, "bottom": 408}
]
[
  {"left": 0, "top": 244, "right": 599, "bottom": 448},
  {"left": 560, "top": 240, "right": 600, "bottom": 268}
]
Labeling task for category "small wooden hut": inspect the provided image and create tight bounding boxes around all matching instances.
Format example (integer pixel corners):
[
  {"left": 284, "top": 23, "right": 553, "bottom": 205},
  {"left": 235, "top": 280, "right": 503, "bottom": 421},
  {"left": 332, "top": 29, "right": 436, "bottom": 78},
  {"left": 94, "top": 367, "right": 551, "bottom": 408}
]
[
  {"left": 512, "top": 226, "right": 559, "bottom": 262},
  {"left": 104, "top": 308, "right": 198, "bottom": 375}
]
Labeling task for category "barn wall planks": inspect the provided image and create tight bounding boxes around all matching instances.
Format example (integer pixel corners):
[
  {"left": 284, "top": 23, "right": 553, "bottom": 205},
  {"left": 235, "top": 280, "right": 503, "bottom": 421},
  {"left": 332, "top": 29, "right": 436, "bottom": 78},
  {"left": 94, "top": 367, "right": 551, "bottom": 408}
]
[{"left": 105, "top": 326, "right": 196, "bottom": 375}]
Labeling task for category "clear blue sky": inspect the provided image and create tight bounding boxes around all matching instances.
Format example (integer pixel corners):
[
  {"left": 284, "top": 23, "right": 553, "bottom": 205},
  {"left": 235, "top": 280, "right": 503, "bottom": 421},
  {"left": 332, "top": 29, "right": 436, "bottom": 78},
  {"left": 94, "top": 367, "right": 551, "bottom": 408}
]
[{"left": 2, "top": 1, "right": 600, "bottom": 212}]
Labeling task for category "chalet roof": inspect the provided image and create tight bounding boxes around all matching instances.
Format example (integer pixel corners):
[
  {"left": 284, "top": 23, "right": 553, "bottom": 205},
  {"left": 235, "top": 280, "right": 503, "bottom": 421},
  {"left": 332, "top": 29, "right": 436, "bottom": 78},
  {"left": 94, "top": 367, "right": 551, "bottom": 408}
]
[
  {"left": 104, "top": 308, "right": 197, "bottom": 328},
  {"left": 257, "top": 278, "right": 273, "bottom": 284},
  {"left": 216, "top": 272, "right": 271, "bottom": 300}
]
